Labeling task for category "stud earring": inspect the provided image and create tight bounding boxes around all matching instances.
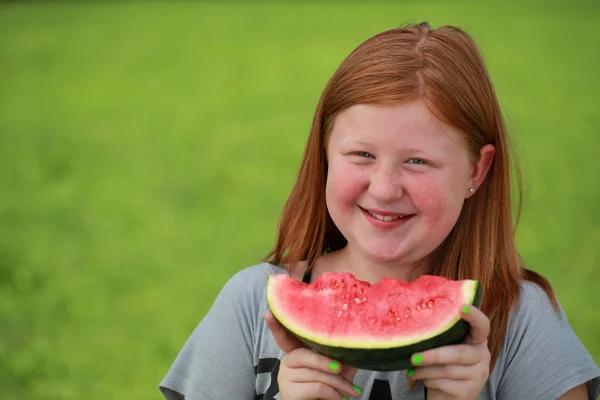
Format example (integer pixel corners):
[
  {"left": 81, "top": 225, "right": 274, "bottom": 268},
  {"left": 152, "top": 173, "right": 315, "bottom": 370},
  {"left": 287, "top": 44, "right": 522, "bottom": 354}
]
[{"left": 469, "top": 187, "right": 474, "bottom": 193}]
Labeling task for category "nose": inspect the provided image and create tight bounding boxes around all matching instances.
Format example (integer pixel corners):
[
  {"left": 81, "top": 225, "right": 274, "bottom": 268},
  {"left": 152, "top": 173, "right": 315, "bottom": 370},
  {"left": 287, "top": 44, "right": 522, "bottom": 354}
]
[{"left": 368, "top": 166, "right": 404, "bottom": 202}]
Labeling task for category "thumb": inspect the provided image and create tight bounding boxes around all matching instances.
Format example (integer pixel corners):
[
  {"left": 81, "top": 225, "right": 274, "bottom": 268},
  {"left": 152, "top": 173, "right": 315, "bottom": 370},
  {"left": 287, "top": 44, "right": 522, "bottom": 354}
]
[
  {"left": 341, "top": 364, "right": 359, "bottom": 382},
  {"left": 266, "top": 312, "right": 360, "bottom": 381},
  {"left": 265, "top": 311, "right": 305, "bottom": 353},
  {"left": 424, "top": 388, "right": 444, "bottom": 400}
]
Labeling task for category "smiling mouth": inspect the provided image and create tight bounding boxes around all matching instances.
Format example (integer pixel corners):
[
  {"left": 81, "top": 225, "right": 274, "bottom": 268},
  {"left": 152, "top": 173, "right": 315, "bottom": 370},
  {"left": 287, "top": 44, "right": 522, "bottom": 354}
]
[{"left": 363, "top": 208, "right": 412, "bottom": 221}]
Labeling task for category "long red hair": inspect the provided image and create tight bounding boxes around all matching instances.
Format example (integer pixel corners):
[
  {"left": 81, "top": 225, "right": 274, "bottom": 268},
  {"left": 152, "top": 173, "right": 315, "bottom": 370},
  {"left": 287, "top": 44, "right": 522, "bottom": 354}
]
[{"left": 265, "top": 22, "right": 557, "bottom": 370}]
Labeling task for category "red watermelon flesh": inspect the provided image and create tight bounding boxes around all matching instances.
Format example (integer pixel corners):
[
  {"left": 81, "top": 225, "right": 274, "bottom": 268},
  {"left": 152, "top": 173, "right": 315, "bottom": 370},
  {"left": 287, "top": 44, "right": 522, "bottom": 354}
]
[{"left": 266, "top": 272, "right": 480, "bottom": 349}]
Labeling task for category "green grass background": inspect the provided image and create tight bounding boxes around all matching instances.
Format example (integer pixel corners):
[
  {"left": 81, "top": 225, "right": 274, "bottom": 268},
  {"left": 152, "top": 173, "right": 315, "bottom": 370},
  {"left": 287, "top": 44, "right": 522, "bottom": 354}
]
[{"left": 1, "top": 1, "right": 598, "bottom": 399}]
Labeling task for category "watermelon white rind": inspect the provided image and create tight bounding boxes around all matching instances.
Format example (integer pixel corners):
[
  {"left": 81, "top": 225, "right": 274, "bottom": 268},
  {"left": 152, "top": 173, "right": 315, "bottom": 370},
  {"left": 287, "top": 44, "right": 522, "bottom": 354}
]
[{"left": 266, "top": 272, "right": 483, "bottom": 371}]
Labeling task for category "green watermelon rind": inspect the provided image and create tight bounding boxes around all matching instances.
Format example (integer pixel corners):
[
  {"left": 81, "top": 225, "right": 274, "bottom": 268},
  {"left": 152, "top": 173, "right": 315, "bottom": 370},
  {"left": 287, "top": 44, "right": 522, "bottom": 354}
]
[{"left": 266, "top": 274, "right": 483, "bottom": 371}]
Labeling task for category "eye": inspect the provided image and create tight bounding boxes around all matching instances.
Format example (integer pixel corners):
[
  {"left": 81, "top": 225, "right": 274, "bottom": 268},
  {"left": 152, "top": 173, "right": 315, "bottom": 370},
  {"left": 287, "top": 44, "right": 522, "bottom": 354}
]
[
  {"left": 356, "top": 151, "right": 374, "bottom": 158},
  {"left": 407, "top": 158, "right": 427, "bottom": 165}
]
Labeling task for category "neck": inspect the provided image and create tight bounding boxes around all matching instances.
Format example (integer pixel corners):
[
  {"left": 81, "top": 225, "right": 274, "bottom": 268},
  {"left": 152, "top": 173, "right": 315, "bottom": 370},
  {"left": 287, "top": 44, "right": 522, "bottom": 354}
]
[{"left": 323, "top": 245, "right": 433, "bottom": 284}]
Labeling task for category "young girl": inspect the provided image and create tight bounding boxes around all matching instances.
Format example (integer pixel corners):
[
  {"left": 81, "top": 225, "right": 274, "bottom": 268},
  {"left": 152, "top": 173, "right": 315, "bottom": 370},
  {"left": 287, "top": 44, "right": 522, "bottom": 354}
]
[{"left": 159, "top": 22, "right": 600, "bottom": 400}]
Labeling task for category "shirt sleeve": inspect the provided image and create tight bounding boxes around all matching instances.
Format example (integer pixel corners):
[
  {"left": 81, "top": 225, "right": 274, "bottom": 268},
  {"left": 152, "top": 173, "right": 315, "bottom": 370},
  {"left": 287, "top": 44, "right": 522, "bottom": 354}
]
[
  {"left": 497, "top": 281, "right": 600, "bottom": 400},
  {"left": 158, "top": 264, "right": 272, "bottom": 400}
]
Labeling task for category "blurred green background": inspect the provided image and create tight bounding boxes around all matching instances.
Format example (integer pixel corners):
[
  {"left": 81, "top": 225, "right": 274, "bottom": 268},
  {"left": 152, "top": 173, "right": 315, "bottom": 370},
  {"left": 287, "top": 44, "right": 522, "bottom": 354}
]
[{"left": 1, "top": 1, "right": 598, "bottom": 399}]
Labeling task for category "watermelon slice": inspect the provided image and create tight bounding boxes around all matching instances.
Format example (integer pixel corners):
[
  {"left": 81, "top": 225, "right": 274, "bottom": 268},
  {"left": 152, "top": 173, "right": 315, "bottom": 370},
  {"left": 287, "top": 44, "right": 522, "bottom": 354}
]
[{"left": 266, "top": 272, "right": 482, "bottom": 371}]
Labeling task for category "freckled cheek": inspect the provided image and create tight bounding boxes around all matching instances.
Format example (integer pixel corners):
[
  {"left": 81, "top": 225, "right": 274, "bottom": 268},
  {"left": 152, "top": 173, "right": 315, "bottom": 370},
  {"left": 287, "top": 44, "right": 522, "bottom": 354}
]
[
  {"left": 409, "top": 181, "right": 464, "bottom": 225},
  {"left": 325, "top": 162, "right": 369, "bottom": 210}
]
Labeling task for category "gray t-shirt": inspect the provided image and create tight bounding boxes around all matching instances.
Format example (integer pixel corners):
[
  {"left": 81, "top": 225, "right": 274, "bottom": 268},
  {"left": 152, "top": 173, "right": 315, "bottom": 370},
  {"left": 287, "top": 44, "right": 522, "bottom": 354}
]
[{"left": 159, "top": 263, "right": 600, "bottom": 399}]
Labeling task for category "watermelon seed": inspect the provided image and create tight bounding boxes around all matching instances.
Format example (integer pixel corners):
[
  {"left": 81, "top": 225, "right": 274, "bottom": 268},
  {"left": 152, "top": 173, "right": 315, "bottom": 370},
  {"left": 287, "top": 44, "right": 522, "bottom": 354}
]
[
  {"left": 337, "top": 311, "right": 342, "bottom": 318},
  {"left": 404, "top": 314, "right": 409, "bottom": 318},
  {"left": 416, "top": 304, "right": 421, "bottom": 311},
  {"left": 428, "top": 300, "right": 434, "bottom": 308},
  {"left": 342, "top": 304, "right": 348, "bottom": 311}
]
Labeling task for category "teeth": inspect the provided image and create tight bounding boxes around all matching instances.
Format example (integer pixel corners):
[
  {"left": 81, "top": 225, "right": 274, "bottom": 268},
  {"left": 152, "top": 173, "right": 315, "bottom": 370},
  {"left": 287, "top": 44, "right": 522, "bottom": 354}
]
[{"left": 367, "top": 210, "right": 405, "bottom": 221}]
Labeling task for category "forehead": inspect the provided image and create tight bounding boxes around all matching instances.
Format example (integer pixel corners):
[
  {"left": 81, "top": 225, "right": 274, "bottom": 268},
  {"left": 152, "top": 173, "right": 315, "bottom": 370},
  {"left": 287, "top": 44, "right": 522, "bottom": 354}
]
[{"left": 329, "top": 101, "right": 466, "bottom": 150}]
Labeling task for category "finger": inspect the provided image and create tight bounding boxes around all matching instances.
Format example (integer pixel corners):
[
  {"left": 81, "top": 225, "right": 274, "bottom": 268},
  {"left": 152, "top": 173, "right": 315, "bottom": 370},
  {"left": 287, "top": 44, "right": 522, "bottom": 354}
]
[
  {"left": 298, "top": 381, "right": 347, "bottom": 400},
  {"left": 407, "top": 364, "right": 473, "bottom": 381},
  {"left": 461, "top": 304, "right": 490, "bottom": 345},
  {"left": 410, "top": 343, "right": 483, "bottom": 366},
  {"left": 422, "top": 378, "right": 468, "bottom": 397},
  {"left": 283, "top": 348, "right": 343, "bottom": 375},
  {"left": 286, "top": 348, "right": 357, "bottom": 382},
  {"left": 340, "top": 364, "right": 359, "bottom": 382},
  {"left": 288, "top": 367, "right": 363, "bottom": 398},
  {"left": 265, "top": 311, "right": 305, "bottom": 353}
]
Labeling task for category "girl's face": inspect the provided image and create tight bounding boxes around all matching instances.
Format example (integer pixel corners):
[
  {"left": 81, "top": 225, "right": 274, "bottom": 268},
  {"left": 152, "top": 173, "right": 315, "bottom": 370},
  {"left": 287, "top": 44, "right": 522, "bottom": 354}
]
[{"left": 325, "top": 101, "right": 493, "bottom": 269}]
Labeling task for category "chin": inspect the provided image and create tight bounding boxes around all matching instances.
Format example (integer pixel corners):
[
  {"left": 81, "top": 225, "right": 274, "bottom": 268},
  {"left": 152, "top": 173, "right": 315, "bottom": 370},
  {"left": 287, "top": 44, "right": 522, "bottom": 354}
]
[{"left": 360, "top": 243, "right": 408, "bottom": 264}]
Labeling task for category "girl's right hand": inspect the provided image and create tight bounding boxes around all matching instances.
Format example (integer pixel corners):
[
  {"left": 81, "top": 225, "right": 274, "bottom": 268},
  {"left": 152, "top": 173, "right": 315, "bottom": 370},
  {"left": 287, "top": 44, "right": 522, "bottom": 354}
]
[{"left": 265, "top": 311, "right": 363, "bottom": 400}]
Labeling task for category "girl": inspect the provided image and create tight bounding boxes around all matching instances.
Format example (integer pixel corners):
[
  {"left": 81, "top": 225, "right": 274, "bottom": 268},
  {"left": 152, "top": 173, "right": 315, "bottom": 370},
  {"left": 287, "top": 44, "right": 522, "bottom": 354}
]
[{"left": 159, "top": 22, "right": 600, "bottom": 399}]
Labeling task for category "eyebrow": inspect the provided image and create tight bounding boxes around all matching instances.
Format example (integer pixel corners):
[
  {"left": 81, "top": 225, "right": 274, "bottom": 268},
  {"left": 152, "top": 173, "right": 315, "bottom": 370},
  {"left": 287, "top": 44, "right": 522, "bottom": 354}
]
[
  {"left": 338, "top": 138, "right": 373, "bottom": 147},
  {"left": 339, "top": 138, "right": 434, "bottom": 154}
]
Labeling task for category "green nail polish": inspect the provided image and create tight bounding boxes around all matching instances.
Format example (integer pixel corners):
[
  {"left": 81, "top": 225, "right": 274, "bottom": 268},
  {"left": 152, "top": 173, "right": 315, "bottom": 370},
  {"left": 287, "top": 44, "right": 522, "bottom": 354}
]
[
  {"left": 342, "top": 397, "right": 348, "bottom": 400},
  {"left": 412, "top": 354, "right": 424, "bottom": 365},
  {"left": 407, "top": 368, "right": 415, "bottom": 377},
  {"left": 463, "top": 305, "right": 471, "bottom": 314},
  {"left": 329, "top": 361, "right": 339, "bottom": 372},
  {"left": 354, "top": 385, "right": 363, "bottom": 394}
]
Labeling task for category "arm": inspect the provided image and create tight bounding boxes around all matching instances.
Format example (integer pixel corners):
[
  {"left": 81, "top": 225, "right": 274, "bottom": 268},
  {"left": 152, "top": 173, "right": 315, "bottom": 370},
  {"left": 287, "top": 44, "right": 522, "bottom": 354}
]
[
  {"left": 559, "top": 384, "right": 588, "bottom": 400},
  {"left": 159, "top": 265, "right": 269, "bottom": 400}
]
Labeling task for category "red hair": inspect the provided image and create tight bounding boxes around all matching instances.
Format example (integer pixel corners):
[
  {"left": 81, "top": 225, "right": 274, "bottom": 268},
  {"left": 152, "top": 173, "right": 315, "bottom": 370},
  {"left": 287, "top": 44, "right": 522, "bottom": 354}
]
[{"left": 265, "top": 22, "right": 557, "bottom": 370}]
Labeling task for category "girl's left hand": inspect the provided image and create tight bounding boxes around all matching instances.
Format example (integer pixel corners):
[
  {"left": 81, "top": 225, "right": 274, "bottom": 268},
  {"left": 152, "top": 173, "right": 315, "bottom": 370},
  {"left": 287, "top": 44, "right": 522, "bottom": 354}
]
[{"left": 407, "top": 304, "right": 491, "bottom": 400}]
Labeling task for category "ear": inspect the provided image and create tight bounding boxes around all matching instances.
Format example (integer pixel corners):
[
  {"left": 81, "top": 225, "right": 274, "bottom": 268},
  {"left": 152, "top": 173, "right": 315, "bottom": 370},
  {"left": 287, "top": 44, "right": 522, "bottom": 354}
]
[{"left": 467, "top": 144, "right": 495, "bottom": 197}]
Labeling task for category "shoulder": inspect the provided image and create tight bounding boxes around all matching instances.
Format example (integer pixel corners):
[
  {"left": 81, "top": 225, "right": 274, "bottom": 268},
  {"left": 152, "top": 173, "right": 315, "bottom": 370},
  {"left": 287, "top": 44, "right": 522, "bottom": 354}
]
[
  {"left": 503, "top": 279, "right": 568, "bottom": 349},
  {"left": 158, "top": 263, "right": 291, "bottom": 399},
  {"left": 223, "top": 262, "right": 289, "bottom": 289},
  {"left": 490, "top": 279, "right": 600, "bottom": 399},
  {"left": 512, "top": 279, "right": 563, "bottom": 319},
  {"left": 215, "top": 262, "right": 290, "bottom": 307}
]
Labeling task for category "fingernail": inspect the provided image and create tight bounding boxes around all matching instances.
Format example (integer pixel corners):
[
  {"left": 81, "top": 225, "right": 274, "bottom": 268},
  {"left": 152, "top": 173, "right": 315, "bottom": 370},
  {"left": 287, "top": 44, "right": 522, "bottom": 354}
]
[
  {"left": 463, "top": 305, "right": 471, "bottom": 314},
  {"left": 412, "top": 354, "right": 424, "bottom": 365},
  {"left": 354, "top": 385, "right": 363, "bottom": 394},
  {"left": 407, "top": 368, "right": 415, "bottom": 377},
  {"left": 329, "top": 361, "right": 340, "bottom": 372},
  {"left": 342, "top": 397, "right": 348, "bottom": 400}
]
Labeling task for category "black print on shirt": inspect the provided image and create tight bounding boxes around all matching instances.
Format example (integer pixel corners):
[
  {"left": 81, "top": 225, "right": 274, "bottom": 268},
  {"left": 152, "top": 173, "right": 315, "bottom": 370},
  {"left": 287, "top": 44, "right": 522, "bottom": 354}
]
[
  {"left": 370, "top": 379, "right": 393, "bottom": 399},
  {"left": 254, "top": 358, "right": 393, "bottom": 400},
  {"left": 255, "top": 358, "right": 281, "bottom": 400}
]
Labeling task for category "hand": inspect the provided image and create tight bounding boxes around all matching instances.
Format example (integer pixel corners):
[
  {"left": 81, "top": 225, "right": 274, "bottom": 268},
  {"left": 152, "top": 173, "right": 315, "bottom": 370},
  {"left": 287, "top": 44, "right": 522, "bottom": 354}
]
[
  {"left": 265, "top": 311, "right": 362, "bottom": 400},
  {"left": 407, "top": 304, "right": 491, "bottom": 400}
]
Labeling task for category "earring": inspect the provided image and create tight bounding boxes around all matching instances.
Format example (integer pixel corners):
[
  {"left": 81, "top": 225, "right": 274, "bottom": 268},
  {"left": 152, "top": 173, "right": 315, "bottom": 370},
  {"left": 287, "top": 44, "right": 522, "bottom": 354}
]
[{"left": 469, "top": 187, "right": 474, "bottom": 193}]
